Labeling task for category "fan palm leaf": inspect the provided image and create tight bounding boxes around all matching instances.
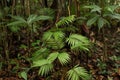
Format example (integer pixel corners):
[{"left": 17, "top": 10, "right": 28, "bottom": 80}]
[
  {"left": 67, "top": 65, "right": 90, "bottom": 80},
  {"left": 58, "top": 52, "right": 71, "bottom": 65},
  {"left": 66, "top": 34, "right": 90, "bottom": 51}
]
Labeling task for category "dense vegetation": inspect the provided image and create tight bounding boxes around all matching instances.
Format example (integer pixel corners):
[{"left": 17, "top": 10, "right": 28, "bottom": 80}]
[{"left": 0, "top": 0, "right": 120, "bottom": 80}]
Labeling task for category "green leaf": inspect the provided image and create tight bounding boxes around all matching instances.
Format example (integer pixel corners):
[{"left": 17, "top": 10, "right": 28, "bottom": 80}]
[
  {"left": 56, "top": 15, "right": 75, "bottom": 27},
  {"left": 27, "top": 15, "right": 53, "bottom": 24},
  {"left": 20, "top": 71, "right": 27, "bottom": 80},
  {"left": 32, "top": 59, "right": 51, "bottom": 67},
  {"left": 67, "top": 65, "right": 90, "bottom": 80},
  {"left": 27, "top": 15, "right": 37, "bottom": 24},
  {"left": 58, "top": 52, "right": 71, "bottom": 65},
  {"left": 38, "top": 63, "right": 53, "bottom": 76},
  {"left": 7, "top": 21, "right": 25, "bottom": 26},
  {"left": 42, "top": 31, "right": 65, "bottom": 49},
  {"left": 98, "top": 17, "right": 105, "bottom": 29},
  {"left": 47, "top": 52, "right": 59, "bottom": 62},
  {"left": 31, "top": 48, "right": 49, "bottom": 61},
  {"left": 87, "top": 15, "right": 99, "bottom": 26},
  {"left": 42, "top": 31, "right": 53, "bottom": 41},
  {"left": 8, "top": 26, "right": 20, "bottom": 32},
  {"left": 91, "top": 7, "right": 101, "bottom": 13},
  {"left": 111, "top": 13, "right": 120, "bottom": 20},
  {"left": 66, "top": 34, "right": 90, "bottom": 51},
  {"left": 36, "top": 15, "right": 53, "bottom": 21},
  {"left": 84, "top": 5, "right": 101, "bottom": 13},
  {"left": 10, "top": 15, "right": 26, "bottom": 22},
  {"left": 105, "top": 5, "right": 119, "bottom": 13}
]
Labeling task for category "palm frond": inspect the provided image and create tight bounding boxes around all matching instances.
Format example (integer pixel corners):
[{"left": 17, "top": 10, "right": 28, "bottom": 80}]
[
  {"left": 66, "top": 34, "right": 91, "bottom": 51},
  {"left": 42, "top": 31, "right": 53, "bottom": 41},
  {"left": 47, "top": 52, "right": 59, "bottom": 62},
  {"left": 58, "top": 52, "right": 71, "bottom": 65},
  {"left": 56, "top": 15, "right": 75, "bottom": 27},
  {"left": 67, "top": 65, "right": 90, "bottom": 80},
  {"left": 27, "top": 15, "right": 53, "bottom": 25},
  {"left": 38, "top": 63, "right": 53, "bottom": 76},
  {"left": 42, "top": 31, "right": 65, "bottom": 49},
  {"left": 32, "top": 59, "right": 51, "bottom": 67}
]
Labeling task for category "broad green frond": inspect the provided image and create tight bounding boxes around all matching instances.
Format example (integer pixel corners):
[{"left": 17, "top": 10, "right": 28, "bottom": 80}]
[
  {"left": 84, "top": 5, "right": 101, "bottom": 13},
  {"left": 27, "top": 15, "right": 37, "bottom": 24},
  {"left": 47, "top": 52, "right": 59, "bottom": 62},
  {"left": 66, "top": 34, "right": 90, "bottom": 51},
  {"left": 58, "top": 52, "right": 71, "bottom": 65},
  {"left": 67, "top": 65, "right": 90, "bottom": 80},
  {"left": 10, "top": 15, "right": 26, "bottom": 22},
  {"left": 36, "top": 15, "right": 53, "bottom": 21},
  {"left": 98, "top": 17, "right": 106, "bottom": 29},
  {"left": 105, "top": 5, "right": 119, "bottom": 13},
  {"left": 56, "top": 15, "right": 75, "bottom": 27},
  {"left": 87, "top": 15, "right": 99, "bottom": 27},
  {"left": 7, "top": 15, "right": 26, "bottom": 26},
  {"left": 7, "top": 21, "right": 26, "bottom": 26},
  {"left": 27, "top": 15, "right": 53, "bottom": 24},
  {"left": 110, "top": 13, "right": 120, "bottom": 20},
  {"left": 98, "top": 17, "right": 111, "bottom": 29},
  {"left": 32, "top": 59, "right": 51, "bottom": 67},
  {"left": 38, "top": 63, "right": 53, "bottom": 76}
]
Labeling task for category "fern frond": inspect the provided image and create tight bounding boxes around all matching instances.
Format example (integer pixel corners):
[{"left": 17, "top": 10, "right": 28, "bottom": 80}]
[
  {"left": 67, "top": 65, "right": 90, "bottom": 80},
  {"left": 58, "top": 52, "right": 71, "bottom": 65},
  {"left": 66, "top": 34, "right": 90, "bottom": 51},
  {"left": 56, "top": 15, "right": 75, "bottom": 27}
]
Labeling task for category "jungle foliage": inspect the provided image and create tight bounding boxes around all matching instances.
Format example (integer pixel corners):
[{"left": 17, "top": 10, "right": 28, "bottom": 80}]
[{"left": 0, "top": 0, "right": 120, "bottom": 80}]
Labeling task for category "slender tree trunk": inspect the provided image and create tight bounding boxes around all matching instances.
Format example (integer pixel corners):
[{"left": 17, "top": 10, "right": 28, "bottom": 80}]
[
  {"left": 74, "top": 0, "right": 80, "bottom": 16},
  {"left": 11, "top": 0, "right": 15, "bottom": 15},
  {"left": 24, "top": 0, "right": 30, "bottom": 16}
]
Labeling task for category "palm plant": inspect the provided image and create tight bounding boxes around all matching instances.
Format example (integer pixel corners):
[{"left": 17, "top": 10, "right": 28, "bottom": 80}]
[
  {"left": 7, "top": 14, "right": 53, "bottom": 32},
  {"left": 84, "top": 4, "right": 120, "bottom": 61},
  {"left": 84, "top": 5, "right": 120, "bottom": 29},
  {"left": 32, "top": 52, "right": 71, "bottom": 76},
  {"left": 7, "top": 14, "right": 53, "bottom": 49},
  {"left": 31, "top": 15, "right": 91, "bottom": 78}
]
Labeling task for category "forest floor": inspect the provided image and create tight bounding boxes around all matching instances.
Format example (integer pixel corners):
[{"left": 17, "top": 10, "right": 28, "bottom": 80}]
[{"left": 0, "top": 27, "right": 120, "bottom": 80}]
